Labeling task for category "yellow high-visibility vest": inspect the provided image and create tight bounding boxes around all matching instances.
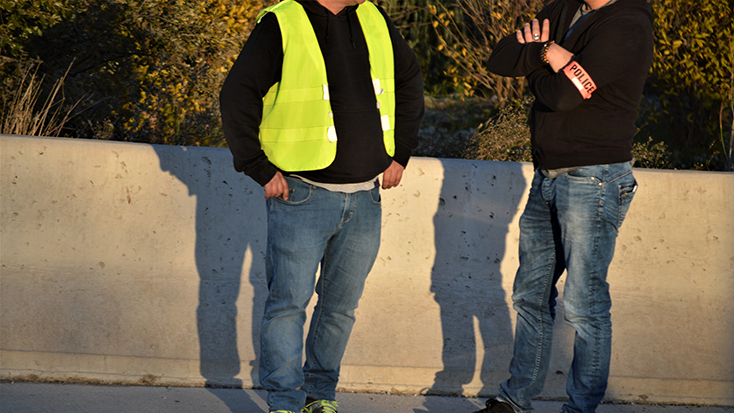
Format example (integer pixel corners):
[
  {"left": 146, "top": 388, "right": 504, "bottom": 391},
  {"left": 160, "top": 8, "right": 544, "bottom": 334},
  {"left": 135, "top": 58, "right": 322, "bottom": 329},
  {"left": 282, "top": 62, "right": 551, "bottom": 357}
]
[{"left": 257, "top": 0, "right": 396, "bottom": 172}]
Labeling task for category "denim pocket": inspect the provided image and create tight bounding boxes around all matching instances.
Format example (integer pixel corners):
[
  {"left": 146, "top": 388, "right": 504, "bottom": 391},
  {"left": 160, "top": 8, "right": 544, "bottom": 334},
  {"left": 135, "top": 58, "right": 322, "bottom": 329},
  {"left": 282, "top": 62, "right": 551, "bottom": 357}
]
[
  {"left": 368, "top": 186, "right": 381, "bottom": 205},
  {"left": 274, "top": 177, "right": 313, "bottom": 205},
  {"left": 616, "top": 177, "right": 637, "bottom": 228},
  {"left": 565, "top": 166, "right": 602, "bottom": 185}
]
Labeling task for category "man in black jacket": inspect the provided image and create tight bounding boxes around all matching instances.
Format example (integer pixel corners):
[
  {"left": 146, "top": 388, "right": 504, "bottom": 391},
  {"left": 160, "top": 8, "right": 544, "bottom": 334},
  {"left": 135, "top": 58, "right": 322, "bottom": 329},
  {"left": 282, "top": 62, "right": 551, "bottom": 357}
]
[
  {"left": 220, "top": 1, "right": 424, "bottom": 412},
  {"left": 473, "top": 1, "right": 653, "bottom": 412}
]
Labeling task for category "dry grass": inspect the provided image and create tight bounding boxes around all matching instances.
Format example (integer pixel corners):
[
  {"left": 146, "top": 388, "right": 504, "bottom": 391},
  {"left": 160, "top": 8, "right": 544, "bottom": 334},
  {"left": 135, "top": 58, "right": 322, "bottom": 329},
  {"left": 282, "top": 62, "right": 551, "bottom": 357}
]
[
  {"left": 1, "top": 62, "right": 79, "bottom": 137},
  {"left": 465, "top": 98, "right": 533, "bottom": 163}
]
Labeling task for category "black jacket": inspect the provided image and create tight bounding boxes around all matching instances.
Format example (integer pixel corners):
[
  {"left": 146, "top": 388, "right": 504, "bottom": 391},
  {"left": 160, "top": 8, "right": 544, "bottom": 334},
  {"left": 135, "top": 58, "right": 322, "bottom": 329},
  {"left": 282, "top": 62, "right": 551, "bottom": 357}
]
[
  {"left": 487, "top": 0, "right": 654, "bottom": 170},
  {"left": 220, "top": 0, "right": 425, "bottom": 186}
]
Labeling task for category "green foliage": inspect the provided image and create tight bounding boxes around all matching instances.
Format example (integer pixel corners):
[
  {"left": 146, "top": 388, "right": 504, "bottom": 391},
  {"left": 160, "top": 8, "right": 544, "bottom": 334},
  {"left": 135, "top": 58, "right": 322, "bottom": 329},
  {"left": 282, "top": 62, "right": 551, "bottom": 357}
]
[
  {"left": 645, "top": 0, "right": 733, "bottom": 170},
  {"left": 0, "top": 0, "right": 75, "bottom": 58},
  {"left": 2, "top": 0, "right": 270, "bottom": 146}
]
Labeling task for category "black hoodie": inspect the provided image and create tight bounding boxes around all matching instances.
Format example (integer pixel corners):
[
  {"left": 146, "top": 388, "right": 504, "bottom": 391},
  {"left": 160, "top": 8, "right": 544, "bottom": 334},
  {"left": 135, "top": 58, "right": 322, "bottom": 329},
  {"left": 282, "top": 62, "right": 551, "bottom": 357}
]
[
  {"left": 220, "top": 0, "right": 425, "bottom": 186},
  {"left": 487, "top": 0, "right": 654, "bottom": 170}
]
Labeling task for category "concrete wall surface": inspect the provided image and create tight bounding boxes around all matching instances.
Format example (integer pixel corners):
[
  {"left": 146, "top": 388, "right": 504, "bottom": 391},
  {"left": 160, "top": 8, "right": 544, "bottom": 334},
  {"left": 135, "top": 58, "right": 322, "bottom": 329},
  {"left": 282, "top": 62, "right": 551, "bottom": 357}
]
[{"left": 1, "top": 135, "right": 733, "bottom": 406}]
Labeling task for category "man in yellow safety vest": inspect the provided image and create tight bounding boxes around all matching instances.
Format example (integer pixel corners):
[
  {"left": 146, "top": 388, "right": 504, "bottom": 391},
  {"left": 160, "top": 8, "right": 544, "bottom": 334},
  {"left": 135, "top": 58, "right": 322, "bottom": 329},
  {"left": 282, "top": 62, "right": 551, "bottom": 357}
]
[{"left": 220, "top": 1, "right": 424, "bottom": 412}]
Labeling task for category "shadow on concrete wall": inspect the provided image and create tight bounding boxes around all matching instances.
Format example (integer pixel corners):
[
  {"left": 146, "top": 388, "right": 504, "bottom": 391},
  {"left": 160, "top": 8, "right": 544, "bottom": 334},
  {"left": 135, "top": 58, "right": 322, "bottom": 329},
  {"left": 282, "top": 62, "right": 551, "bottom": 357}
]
[
  {"left": 423, "top": 160, "right": 526, "bottom": 405},
  {"left": 154, "top": 145, "right": 268, "bottom": 413}
]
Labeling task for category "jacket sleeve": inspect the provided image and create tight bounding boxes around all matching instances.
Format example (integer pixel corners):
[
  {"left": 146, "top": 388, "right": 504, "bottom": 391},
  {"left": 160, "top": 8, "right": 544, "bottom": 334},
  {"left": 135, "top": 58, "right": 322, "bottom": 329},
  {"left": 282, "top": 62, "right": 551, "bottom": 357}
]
[
  {"left": 486, "top": 7, "right": 551, "bottom": 77},
  {"left": 219, "top": 13, "right": 283, "bottom": 187},
  {"left": 379, "top": 6, "right": 425, "bottom": 168},
  {"left": 528, "top": 11, "right": 653, "bottom": 112}
]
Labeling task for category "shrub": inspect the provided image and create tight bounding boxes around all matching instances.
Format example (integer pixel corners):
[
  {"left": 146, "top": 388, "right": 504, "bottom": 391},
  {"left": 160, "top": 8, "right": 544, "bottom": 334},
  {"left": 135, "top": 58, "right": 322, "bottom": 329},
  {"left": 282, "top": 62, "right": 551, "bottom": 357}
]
[
  {"left": 464, "top": 98, "right": 532, "bottom": 163},
  {"left": 632, "top": 136, "right": 672, "bottom": 169},
  {"left": 2, "top": 0, "right": 271, "bottom": 146},
  {"left": 416, "top": 95, "right": 494, "bottom": 158},
  {"left": 646, "top": 0, "right": 732, "bottom": 171}
]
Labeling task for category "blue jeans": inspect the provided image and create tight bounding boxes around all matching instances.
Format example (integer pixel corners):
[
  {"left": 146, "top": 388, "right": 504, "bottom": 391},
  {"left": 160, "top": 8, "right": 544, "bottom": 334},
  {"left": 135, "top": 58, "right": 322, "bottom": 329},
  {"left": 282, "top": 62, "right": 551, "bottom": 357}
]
[
  {"left": 260, "top": 176, "right": 382, "bottom": 412},
  {"left": 499, "top": 163, "right": 637, "bottom": 413}
]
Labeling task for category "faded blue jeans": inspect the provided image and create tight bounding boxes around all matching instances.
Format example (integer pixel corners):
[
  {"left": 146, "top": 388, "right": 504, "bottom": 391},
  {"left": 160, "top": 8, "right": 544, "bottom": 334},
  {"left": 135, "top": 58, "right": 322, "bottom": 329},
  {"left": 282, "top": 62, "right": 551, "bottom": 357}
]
[
  {"left": 260, "top": 176, "right": 382, "bottom": 412},
  {"left": 499, "top": 162, "right": 637, "bottom": 413}
]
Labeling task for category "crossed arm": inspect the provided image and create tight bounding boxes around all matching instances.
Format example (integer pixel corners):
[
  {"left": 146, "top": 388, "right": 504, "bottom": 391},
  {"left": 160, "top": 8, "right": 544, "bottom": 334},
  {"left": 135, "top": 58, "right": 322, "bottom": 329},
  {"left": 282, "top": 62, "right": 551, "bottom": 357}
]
[{"left": 515, "top": 18, "right": 574, "bottom": 73}]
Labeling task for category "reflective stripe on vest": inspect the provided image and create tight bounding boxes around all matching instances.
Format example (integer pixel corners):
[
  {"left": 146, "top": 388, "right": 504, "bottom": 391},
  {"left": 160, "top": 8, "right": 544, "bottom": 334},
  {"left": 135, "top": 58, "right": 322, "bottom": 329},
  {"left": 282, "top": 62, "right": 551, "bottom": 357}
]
[{"left": 257, "top": 0, "right": 396, "bottom": 172}]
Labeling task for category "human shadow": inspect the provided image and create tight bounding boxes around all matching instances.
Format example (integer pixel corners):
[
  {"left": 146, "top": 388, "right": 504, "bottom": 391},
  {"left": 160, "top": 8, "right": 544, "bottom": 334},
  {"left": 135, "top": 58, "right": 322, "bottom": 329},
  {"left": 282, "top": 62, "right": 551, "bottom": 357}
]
[
  {"left": 423, "top": 159, "right": 527, "bottom": 404},
  {"left": 153, "top": 144, "right": 268, "bottom": 413}
]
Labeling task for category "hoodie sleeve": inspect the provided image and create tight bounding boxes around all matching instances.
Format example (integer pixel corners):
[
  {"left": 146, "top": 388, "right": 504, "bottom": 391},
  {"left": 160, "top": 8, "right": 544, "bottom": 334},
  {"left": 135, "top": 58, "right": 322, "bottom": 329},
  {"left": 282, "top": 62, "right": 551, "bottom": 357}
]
[
  {"left": 378, "top": 5, "right": 425, "bottom": 167},
  {"left": 528, "top": 10, "right": 653, "bottom": 112},
  {"left": 486, "top": 6, "right": 552, "bottom": 77},
  {"left": 219, "top": 13, "right": 283, "bottom": 187}
]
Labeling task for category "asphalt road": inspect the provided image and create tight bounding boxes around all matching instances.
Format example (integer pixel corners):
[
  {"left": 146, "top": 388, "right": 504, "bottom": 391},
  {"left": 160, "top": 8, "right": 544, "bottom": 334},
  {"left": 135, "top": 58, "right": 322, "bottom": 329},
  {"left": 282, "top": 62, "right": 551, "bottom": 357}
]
[{"left": 1, "top": 382, "right": 732, "bottom": 413}]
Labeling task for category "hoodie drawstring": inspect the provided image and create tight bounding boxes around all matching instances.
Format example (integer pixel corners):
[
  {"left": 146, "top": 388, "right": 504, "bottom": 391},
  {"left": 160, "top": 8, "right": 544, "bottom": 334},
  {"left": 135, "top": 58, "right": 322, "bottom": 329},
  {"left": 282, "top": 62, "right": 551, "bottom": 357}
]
[
  {"left": 322, "top": 4, "right": 357, "bottom": 50},
  {"left": 325, "top": 11, "right": 330, "bottom": 47},
  {"left": 346, "top": 8, "right": 356, "bottom": 49}
]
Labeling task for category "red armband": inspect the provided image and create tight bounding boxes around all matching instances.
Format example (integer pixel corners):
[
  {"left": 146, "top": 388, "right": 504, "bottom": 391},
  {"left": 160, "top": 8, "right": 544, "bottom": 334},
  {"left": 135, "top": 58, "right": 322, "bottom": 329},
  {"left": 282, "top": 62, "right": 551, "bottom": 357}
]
[{"left": 563, "top": 61, "right": 597, "bottom": 99}]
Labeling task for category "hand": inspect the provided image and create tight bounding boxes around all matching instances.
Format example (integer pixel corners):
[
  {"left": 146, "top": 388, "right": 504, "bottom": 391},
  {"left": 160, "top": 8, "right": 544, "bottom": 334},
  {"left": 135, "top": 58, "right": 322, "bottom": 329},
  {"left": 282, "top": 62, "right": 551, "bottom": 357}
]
[
  {"left": 381, "top": 161, "right": 404, "bottom": 190},
  {"left": 516, "top": 18, "right": 550, "bottom": 44},
  {"left": 546, "top": 43, "right": 574, "bottom": 73},
  {"left": 263, "top": 171, "right": 289, "bottom": 200}
]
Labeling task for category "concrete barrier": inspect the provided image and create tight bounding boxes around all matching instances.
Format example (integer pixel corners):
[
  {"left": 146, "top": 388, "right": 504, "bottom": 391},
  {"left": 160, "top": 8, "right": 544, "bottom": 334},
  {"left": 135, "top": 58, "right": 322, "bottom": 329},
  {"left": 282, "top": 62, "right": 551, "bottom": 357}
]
[{"left": 1, "top": 135, "right": 732, "bottom": 406}]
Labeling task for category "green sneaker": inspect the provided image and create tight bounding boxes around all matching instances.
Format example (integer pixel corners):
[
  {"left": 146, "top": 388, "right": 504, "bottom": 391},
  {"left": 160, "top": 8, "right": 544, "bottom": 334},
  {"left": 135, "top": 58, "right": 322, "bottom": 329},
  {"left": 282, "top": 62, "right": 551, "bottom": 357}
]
[{"left": 303, "top": 399, "right": 338, "bottom": 413}]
